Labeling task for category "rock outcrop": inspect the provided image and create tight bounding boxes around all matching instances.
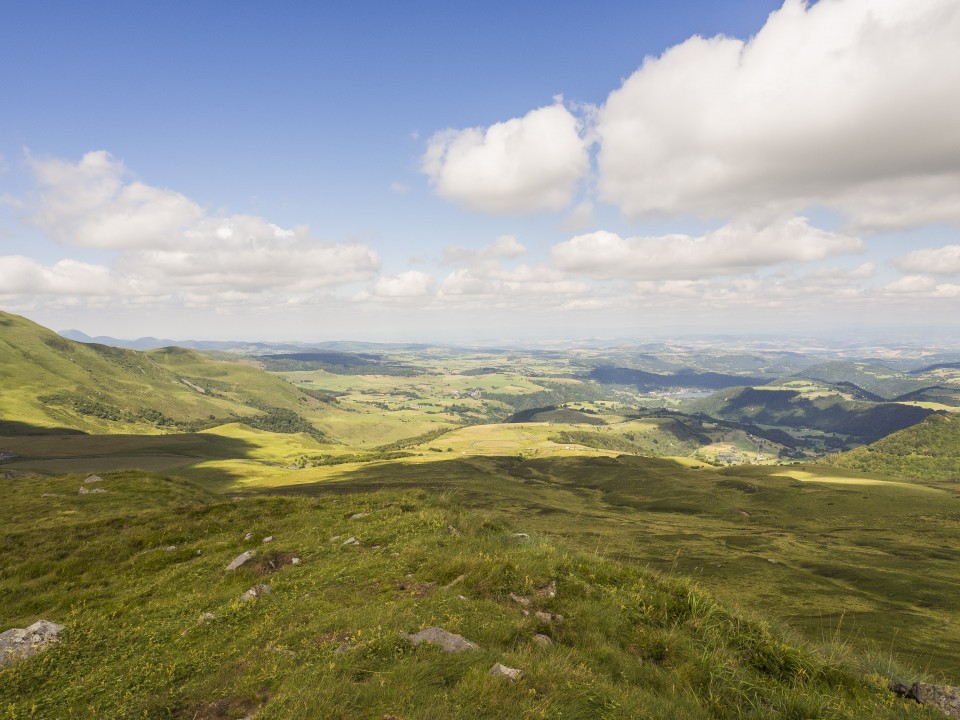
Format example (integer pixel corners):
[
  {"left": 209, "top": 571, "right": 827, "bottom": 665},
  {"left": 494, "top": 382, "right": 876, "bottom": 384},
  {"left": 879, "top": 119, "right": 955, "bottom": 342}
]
[
  {"left": 892, "top": 681, "right": 960, "bottom": 719},
  {"left": 0, "top": 620, "right": 63, "bottom": 667},
  {"left": 403, "top": 627, "right": 478, "bottom": 653}
]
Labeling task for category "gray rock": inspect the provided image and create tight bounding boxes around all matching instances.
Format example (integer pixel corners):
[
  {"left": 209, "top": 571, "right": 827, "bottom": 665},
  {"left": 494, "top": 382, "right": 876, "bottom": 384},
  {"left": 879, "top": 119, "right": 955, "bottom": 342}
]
[
  {"left": 403, "top": 627, "right": 479, "bottom": 653},
  {"left": 489, "top": 662, "right": 522, "bottom": 682},
  {"left": 78, "top": 487, "right": 106, "bottom": 495},
  {"left": 350, "top": 512, "right": 369, "bottom": 519},
  {"left": 342, "top": 536, "right": 360, "bottom": 546},
  {"left": 240, "top": 584, "right": 271, "bottom": 603},
  {"left": 262, "top": 536, "right": 274, "bottom": 543},
  {"left": 512, "top": 532, "right": 530, "bottom": 540},
  {"left": 226, "top": 550, "right": 254, "bottom": 571},
  {"left": 447, "top": 525, "right": 462, "bottom": 537},
  {"left": 0, "top": 620, "right": 63, "bottom": 667},
  {"left": 536, "top": 580, "right": 557, "bottom": 598},
  {"left": 892, "top": 681, "right": 960, "bottom": 718},
  {"left": 291, "top": 557, "right": 301, "bottom": 565},
  {"left": 533, "top": 633, "right": 554, "bottom": 648},
  {"left": 244, "top": 532, "right": 254, "bottom": 541},
  {"left": 535, "top": 611, "right": 562, "bottom": 624},
  {"left": 165, "top": 545, "right": 177, "bottom": 552},
  {"left": 510, "top": 592, "right": 532, "bottom": 607},
  {"left": 84, "top": 475, "right": 104, "bottom": 483},
  {"left": 198, "top": 612, "right": 216, "bottom": 624}
]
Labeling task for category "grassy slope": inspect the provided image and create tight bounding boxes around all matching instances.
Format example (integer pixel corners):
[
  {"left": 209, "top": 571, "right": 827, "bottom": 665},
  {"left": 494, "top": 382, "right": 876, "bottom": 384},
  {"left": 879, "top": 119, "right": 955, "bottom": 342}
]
[
  {"left": 267, "top": 455, "right": 960, "bottom": 679},
  {"left": 825, "top": 412, "right": 960, "bottom": 481},
  {"left": 0, "top": 310, "right": 343, "bottom": 437},
  {"left": 0, "top": 471, "right": 937, "bottom": 719}
]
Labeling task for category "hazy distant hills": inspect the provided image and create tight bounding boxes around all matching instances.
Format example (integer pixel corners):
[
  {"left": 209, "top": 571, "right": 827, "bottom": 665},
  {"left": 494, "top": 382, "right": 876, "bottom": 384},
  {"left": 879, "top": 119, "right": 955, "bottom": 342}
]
[{"left": 586, "top": 366, "right": 767, "bottom": 391}]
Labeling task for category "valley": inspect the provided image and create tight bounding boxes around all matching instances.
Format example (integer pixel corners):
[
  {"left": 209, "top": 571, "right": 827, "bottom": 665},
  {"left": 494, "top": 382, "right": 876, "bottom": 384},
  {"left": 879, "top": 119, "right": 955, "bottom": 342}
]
[{"left": 3, "top": 309, "right": 960, "bottom": 718}]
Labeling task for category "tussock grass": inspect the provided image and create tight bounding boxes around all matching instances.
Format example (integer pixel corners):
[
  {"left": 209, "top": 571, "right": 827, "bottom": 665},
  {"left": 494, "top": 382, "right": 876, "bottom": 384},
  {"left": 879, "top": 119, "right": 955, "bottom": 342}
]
[{"left": 0, "top": 471, "right": 940, "bottom": 718}]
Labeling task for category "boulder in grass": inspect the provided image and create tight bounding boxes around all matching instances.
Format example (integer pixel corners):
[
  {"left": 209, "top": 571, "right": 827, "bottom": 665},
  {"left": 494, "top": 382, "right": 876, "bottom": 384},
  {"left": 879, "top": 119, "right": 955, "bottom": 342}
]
[
  {"left": 0, "top": 620, "right": 63, "bottom": 667},
  {"left": 226, "top": 550, "right": 254, "bottom": 571},
  {"left": 403, "top": 627, "right": 478, "bottom": 653},
  {"left": 489, "top": 663, "right": 523, "bottom": 682},
  {"left": 85, "top": 475, "right": 104, "bottom": 483},
  {"left": 240, "top": 584, "right": 271, "bottom": 603}
]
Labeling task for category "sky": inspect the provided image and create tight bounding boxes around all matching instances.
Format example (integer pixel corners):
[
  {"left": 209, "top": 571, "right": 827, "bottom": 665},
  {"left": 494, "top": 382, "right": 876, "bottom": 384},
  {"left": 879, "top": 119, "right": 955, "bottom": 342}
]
[{"left": 1, "top": 0, "right": 959, "bottom": 343}]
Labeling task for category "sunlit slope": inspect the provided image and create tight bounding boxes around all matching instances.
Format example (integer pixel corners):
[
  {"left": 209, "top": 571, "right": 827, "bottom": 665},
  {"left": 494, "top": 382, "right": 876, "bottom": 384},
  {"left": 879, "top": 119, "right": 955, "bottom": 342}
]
[
  {"left": 825, "top": 412, "right": 960, "bottom": 482},
  {"left": 0, "top": 310, "right": 332, "bottom": 434}
]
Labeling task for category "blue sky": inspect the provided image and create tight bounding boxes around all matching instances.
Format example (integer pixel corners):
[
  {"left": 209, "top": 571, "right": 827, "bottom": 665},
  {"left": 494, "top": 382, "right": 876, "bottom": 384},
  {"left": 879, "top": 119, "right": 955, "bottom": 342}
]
[{"left": 1, "top": 0, "right": 959, "bottom": 342}]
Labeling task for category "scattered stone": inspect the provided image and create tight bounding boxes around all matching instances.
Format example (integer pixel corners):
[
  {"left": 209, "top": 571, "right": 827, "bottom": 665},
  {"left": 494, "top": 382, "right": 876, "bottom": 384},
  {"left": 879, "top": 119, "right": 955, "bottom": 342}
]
[
  {"left": 536, "top": 580, "right": 557, "bottom": 598},
  {"left": 533, "top": 633, "right": 553, "bottom": 648},
  {"left": 78, "top": 487, "right": 106, "bottom": 495},
  {"left": 262, "top": 536, "right": 274, "bottom": 543},
  {"left": 535, "top": 611, "right": 562, "bottom": 624},
  {"left": 447, "top": 525, "right": 461, "bottom": 537},
  {"left": 84, "top": 474, "right": 104, "bottom": 483},
  {"left": 342, "top": 536, "right": 360, "bottom": 546},
  {"left": 489, "top": 662, "right": 523, "bottom": 682},
  {"left": 403, "top": 627, "right": 479, "bottom": 653},
  {"left": 240, "top": 584, "right": 271, "bottom": 603},
  {"left": 226, "top": 550, "right": 255, "bottom": 571},
  {"left": 0, "top": 620, "right": 64, "bottom": 668},
  {"left": 510, "top": 592, "right": 532, "bottom": 607},
  {"left": 737, "top": 509, "right": 752, "bottom": 517},
  {"left": 196, "top": 549, "right": 203, "bottom": 556},
  {"left": 767, "top": 558, "right": 778, "bottom": 564},
  {"left": 291, "top": 557, "right": 300, "bottom": 565},
  {"left": 350, "top": 512, "right": 369, "bottom": 520},
  {"left": 512, "top": 532, "right": 530, "bottom": 540},
  {"left": 198, "top": 612, "right": 216, "bottom": 624},
  {"left": 165, "top": 545, "right": 177, "bottom": 552},
  {"left": 892, "top": 681, "right": 960, "bottom": 719},
  {"left": 244, "top": 532, "right": 254, "bottom": 541}
]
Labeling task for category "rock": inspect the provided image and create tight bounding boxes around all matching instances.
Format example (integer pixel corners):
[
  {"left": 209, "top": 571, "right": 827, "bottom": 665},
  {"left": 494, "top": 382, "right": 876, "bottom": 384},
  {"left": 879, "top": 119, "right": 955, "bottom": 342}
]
[
  {"left": 350, "top": 512, "right": 369, "bottom": 520},
  {"left": 0, "top": 620, "right": 64, "bottom": 667},
  {"left": 84, "top": 475, "right": 104, "bottom": 483},
  {"left": 198, "top": 612, "right": 215, "bottom": 624},
  {"left": 447, "top": 525, "right": 461, "bottom": 537},
  {"left": 513, "top": 532, "right": 530, "bottom": 540},
  {"left": 226, "top": 550, "right": 255, "bottom": 571},
  {"left": 342, "top": 536, "right": 360, "bottom": 546},
  {"left": 892, "top": 681, "right": 960, "bottom": 718},
  {"left": 291, "top": 557, "right": 301, "bottom": 565},
  {"left": 244, "top": 532, "right": 254, "bottom": 541},
  {"left": 165, "top": 545, "right": 177, "bottom": 552},
  {"left": 240, "top": 584, "right": 271, "bottom": 603},
  {"left": 510, "top": 592, "right": 532, "bottom": 607},
  {"left": 262, "top": 536, "right": 274, "bottom": 543},
  {"left": 533, "top": 633, "right": 554, "bottom": 648},
  {"left": 737, "top": 509, "right": 751, "bottom": 517},
  {"left": 403, "top": 627, "right": 479, "bottom": 653},
  {"left": 534, "top": 611, "right": 554, "bottom": 624},
  {"left": 78, "top": 487, "right": 106, "bottom": 495},
  {"left": 536, "top": 580, "right": 557, "bottom": 598},
  {"left": 40, "top": 493, "right": 63, "bottom": 497},
  {"left": 489, "top": 662, "right": 522, "bottom": 682},
  {"left": 196, "top": 549, "right": 203, "bottom": 556}
]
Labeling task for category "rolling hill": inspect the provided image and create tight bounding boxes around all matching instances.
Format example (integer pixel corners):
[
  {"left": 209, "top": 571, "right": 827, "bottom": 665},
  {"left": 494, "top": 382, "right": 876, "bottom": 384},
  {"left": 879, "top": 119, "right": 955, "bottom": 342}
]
[{"left": 0, "top": 310, "right": 332, "bottom": 437}]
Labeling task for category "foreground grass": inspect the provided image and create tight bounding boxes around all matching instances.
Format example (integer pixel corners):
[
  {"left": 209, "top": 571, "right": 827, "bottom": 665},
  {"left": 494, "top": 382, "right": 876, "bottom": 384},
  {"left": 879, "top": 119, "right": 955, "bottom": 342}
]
[{"left": 0, "top": 470, "right": 940, "bottom": 719}]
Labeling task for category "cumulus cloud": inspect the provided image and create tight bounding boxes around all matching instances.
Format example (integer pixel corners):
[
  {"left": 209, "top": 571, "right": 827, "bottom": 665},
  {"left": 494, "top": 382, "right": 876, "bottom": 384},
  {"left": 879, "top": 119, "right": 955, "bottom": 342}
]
[
  {"left": 422, "top": 103, "right": 589, "bottom": 213},
  {"left": 0, "top": 256, "right": 115, "bottom": 295},
  {"left": 28, "top": 150, "right": 204, "bottom": 248},
  {"left": 8, "top": 151, "right": 381, "bottom": 307},
  {"left": 595, "top": 0, "right": 960, "bottom": 228},
  {"left": 896, "top": 245, "right": 960, "bottom": 275},
  {"left": 552, "top": 216, "right": 862, "bottom": 280},
  {"left": 372, "top": 270, "right": 436, "bottom": 298}
]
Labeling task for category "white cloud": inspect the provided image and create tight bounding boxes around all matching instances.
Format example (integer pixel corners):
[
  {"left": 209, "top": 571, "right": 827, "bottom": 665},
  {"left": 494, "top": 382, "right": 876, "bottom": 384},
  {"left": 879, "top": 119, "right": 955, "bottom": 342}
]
[
  {"left": 879, "top": 275, "right": 937, "bottom": 294},
  {"left": 896, "top": 245, "right": 960, "bottom": 275},
  {"left": 28, "top": 150, "right": 204, "bottom": 248},
  {"left": 390, "top": 182, "right": 411, "bottom": 195},
  {"left": 372, "top": 270, "right": 436, "bottom": 298},
  {"left": 552, "top": 216, "right": 862, "bottom": 280},
  {"left": 595, "top": 0, "right": 960, "bottom": 228},
  {"left": 422, "top": 103, "right": 589, "bottom": 213},
  {"left": 7, "top": 151, "right": 381, "bottom": 307},
  {"left": 0, "top": 256, "right": 116, "bottom": 295}
]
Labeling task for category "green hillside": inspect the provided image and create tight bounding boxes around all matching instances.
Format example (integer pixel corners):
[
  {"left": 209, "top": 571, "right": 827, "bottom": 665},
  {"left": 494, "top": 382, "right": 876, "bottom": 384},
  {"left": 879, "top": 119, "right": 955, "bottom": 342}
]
[
  {"left": 826, "top": 412, "right": 960, "bottom": 481},
  {"left": 0, "top": 311, "right": 332, "bottom": 437},
  {"left": 796, "top": 362, "right": 926, "bottom": 400},
  {"left": 0, "top": 471, "right": 939, "bottom": 719},
  {"left": 691, "top": 386, "right": 933, "bottom": 446}
]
